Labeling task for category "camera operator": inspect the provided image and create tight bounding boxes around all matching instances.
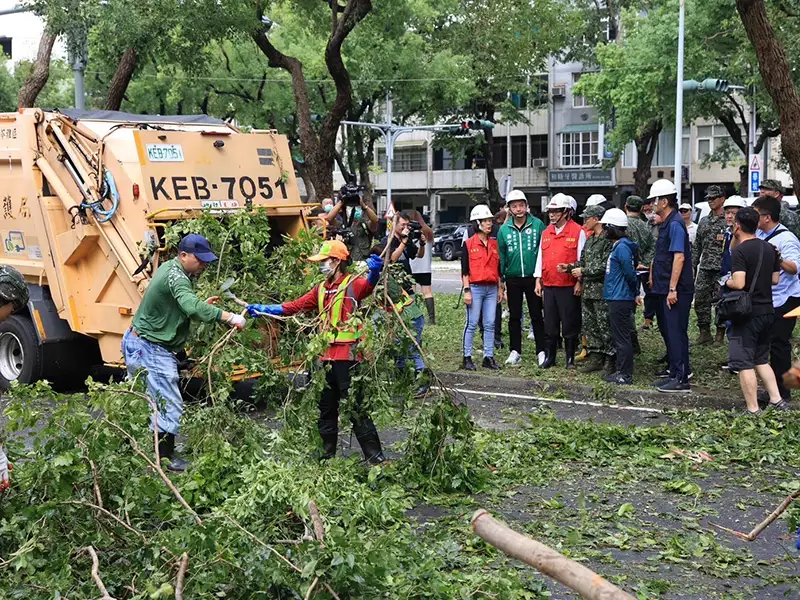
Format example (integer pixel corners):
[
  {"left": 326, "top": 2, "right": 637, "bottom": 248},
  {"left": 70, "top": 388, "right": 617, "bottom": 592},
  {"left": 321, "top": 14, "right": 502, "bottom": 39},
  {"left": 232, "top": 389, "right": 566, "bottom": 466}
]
[
  {"left": 408, "top": 211, "right": 436, "bottom": 325},
  {"left": 326, "top": 183, "right": 379, "bottom": 261},
  {"left": 384, "top": 212, "right": 425, "bottom": 286}
]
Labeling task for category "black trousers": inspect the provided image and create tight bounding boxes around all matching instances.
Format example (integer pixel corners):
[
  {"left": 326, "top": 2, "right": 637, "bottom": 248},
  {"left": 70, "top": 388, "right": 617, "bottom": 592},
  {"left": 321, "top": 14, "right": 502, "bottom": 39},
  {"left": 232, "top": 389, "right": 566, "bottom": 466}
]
[
  {"left": 319, "top": 361, "right": 377, "bottom": 438},
  {"left": 543, "top": 286, "right": 581, "bottom": 343},
  {"left": 643, "top": 279, "right": 657, "bottom": 321},
  {"left": 654, "top": 292, "right": 692, "bottom": 383},
  {"left": 609, "top": 300, "right": 635, "bottom": 377},
  {"left": 507, "top": 277, "right": 545, "bottom": 354},
  {"left": 770, "top": 296, "right": 800, "bottom": 400}
]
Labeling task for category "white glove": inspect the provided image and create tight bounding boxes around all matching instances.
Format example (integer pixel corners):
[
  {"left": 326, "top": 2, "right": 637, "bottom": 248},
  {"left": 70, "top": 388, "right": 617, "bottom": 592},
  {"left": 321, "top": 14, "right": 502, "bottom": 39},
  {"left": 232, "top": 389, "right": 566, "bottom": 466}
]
[
  {"left": 0, "top": 447, "right": 9, "bottom": 491},
  {"left": 227, "top": 314, "right": 246, "bottom": 330}
]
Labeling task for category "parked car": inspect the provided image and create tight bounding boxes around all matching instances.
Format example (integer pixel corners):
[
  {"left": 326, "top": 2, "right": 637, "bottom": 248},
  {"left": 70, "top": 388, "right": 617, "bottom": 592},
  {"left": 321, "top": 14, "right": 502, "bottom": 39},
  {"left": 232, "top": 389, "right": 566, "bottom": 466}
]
[{"left": 434, "top": 223, "right": 469, "bottom": 261}]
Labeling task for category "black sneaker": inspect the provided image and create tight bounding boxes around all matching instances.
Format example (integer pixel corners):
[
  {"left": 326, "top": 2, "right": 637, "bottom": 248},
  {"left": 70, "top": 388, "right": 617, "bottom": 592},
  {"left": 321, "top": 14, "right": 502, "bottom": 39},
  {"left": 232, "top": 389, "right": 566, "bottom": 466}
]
[
  {"left": 654, "top": 369, "right": 671, "bottom": 379},
  {"left": 482, "top": 356, "right": 502, "bottom": 370},
  {"left": 603, "top": 372, "right": 632, "bottom": 385},
  {"left": 462, "top": 356, "right": 477, "bottom": 371},
  {"left": 657, "top": 379, "right": 691, "bottom": 394}
]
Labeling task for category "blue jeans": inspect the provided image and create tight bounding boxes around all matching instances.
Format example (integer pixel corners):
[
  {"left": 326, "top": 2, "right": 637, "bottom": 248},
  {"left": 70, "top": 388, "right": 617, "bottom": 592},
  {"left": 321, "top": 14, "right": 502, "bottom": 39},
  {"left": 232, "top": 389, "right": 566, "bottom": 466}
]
[
  {"left": 122, "top": 329, "right": 183, "bottom": 435},
  {"left": 463, "top": 284, "right": 498, "bottom": 358},
  {"left": 397, "top": 314, "right": 425, "bottom": 372}
]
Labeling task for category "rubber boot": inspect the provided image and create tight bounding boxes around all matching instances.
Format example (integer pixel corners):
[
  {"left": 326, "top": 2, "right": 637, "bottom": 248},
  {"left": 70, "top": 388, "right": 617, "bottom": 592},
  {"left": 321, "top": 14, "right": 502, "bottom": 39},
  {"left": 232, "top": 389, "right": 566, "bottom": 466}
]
[
  {"left": 353, "top": 420, "right": 386, "bottom": 465},
  {"left": 565, "top": 338, "right": 577, "bottom": 370},
  {"left": 578, "top": 353, "right": 603, "bottom": 373},
  {"left": 462, "top": 356, "right": 477, "bottom": 371},
  {"left": 425, "top": 297, "right": 436, "bottom": 326},
  {"left": 694, "top": 326, "right": 713, "bottom": 346},
  {"left": 317, "top": 420, "right": 338, "bottom": 460},
  {"left": 714, "top": 327, "right": 725, "bottom": 345},
  {"left": 541, "top": 342, "right": 557, "bottom": 369},
  {"left": 157, "top": 433, "right": 188, "bottom": 473},
  {"left": 603, "top": 354, "right": 617, "bottom": 375}
]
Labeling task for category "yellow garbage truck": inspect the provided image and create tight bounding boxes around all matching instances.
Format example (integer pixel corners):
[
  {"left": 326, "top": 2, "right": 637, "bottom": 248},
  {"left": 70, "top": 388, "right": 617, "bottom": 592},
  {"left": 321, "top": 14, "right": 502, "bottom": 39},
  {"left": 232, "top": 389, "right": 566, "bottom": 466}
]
[{"left": 0, "top": 108, "right": 307, "bottom": 387}]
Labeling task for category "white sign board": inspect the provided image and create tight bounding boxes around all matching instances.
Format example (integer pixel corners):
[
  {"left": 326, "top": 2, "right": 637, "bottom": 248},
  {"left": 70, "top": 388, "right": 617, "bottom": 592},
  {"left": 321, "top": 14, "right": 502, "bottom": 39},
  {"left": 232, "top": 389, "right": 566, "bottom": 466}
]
[{"left": 499, "top": 174, "right": 513, "bottom": 199}]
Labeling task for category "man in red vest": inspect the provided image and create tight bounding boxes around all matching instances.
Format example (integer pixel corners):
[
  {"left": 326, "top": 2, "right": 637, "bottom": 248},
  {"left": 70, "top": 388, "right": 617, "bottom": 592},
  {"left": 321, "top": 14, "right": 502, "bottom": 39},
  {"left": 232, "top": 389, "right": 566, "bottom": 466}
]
[
  {"left": 247, "top": 240, "right": 386, "bottom": 464},
  {"left": 535, "top": 193, "right": 587, "bottom": 369}
]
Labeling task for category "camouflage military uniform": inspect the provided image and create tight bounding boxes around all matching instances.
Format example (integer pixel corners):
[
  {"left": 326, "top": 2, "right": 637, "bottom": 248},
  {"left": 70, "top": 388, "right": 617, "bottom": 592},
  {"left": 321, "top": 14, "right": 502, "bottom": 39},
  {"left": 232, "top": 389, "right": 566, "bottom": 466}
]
[
  {"left": 570, "top": 232, "right": 614, "bottom": 356},
  {"left": 626, "top": 215, "right": 654, "bottom": 267},
  {"left": 692, "top": 212, "right": 727, "bottom": 328},
  {"left": 780, "top": 204, "right": 800, "bottom": 240}
]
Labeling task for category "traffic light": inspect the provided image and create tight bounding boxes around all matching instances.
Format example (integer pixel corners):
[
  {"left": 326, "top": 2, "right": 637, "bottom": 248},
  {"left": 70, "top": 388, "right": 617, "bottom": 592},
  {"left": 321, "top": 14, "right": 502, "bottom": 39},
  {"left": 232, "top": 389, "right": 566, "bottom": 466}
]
[
  {"left": 464, "top": 120, "right": 495, "bottom": 131},
  {"left": 682, "top": 78, "right": 729, "bottom": 93}
]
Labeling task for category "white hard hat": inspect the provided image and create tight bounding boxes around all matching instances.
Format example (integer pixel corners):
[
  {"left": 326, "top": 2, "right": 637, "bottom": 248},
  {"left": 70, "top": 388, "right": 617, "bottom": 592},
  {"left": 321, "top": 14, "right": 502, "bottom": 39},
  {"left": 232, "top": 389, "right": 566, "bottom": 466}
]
[
  {"left": 723, "top": 195, "right": 746, "bottom": 209},
  {"left": 679, "top": 203, "right": 693, "bottom": 211},
  {"left": 470, "top": 204, "right": 494, "bottom": 221},
  {"left": 648, "top": 179, "right": 678, "bottom": 200},
  {"left": 586, "top": 194, "right": 607, "bottom": 207},
  {"left": 600, "top": 208, "right": 628, "bottom": 227},
  {"left": 546, "top": 193, "right": 570, "bottom": 210},
  {"left": 506, "top": 189, "right": 527, "bottom": 205},
  {"left": 568, "top": 196, "right": 577, "bottom": 211}
]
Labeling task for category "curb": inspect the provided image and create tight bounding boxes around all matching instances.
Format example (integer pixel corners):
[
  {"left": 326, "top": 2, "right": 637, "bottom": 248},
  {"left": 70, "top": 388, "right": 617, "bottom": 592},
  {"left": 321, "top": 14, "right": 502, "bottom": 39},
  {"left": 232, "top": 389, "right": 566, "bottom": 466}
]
[{"left": 436, "top": 371, "right": 794, "bottom": 412}]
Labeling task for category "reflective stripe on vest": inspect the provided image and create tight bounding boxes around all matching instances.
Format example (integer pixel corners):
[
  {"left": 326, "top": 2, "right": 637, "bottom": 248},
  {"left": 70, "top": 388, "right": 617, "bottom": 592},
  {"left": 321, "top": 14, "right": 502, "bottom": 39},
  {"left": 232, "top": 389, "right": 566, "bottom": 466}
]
[
  {"left": 318, "top": 275, "right": 361, "bottom": 343},
  {"left": 392, "top": 289, "right": 415, "bottom": 313}
]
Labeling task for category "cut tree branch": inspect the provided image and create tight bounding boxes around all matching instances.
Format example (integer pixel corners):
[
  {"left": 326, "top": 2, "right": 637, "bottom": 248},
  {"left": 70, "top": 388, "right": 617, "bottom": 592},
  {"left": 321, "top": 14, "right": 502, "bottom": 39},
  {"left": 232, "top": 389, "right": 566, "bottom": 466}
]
[
  {"left": 63, "top": 500, "right": 147, "bottom": 542},
  {"left": 84, "top": 546, "right": 116, "bottom": 600},
  {"left": 471, "top": 509, "right": 636, "bottom": 600},
  {"left": 175, "top": 553, "right": 189, "bottom": 600},
  {"left": 711, "top": 487, "right": 800, "bottom": 541}
]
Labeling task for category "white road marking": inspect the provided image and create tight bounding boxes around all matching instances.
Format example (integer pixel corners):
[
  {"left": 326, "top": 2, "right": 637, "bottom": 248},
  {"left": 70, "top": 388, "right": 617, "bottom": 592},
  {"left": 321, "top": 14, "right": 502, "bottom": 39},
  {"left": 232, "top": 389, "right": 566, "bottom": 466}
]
[{"left": 436, "top": 387, "right": 666, "bottom": 414}]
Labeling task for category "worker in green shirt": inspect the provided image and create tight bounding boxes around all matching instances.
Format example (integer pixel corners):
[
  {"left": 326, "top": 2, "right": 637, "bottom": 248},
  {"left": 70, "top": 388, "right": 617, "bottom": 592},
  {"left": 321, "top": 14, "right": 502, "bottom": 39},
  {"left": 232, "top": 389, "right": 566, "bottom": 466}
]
[{"left": 123, "top": 234, "right": 246, "bottom": 472}]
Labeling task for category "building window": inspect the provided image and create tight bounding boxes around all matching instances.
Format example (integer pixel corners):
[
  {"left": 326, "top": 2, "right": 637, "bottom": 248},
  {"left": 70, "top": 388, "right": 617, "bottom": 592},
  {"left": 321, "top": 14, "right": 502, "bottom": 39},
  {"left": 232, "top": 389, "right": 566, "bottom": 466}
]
[
  {"left": 490, "top": 138, "right": 507, "bottom": 169},
  {"left": 697, "top": 124, "right": 743, "bottom": 161},
  {"left": 622, "top": 142, "right": 637, "bottom": 168},
  {"left": 653, "top": 127, "right": 691, "bottom": 166},
  {"left": 511, "top": 135, "right": 527, "bottom": 168},
  {"left": 0, "top": 38, "right": 10, "bottom": 59},
  {"left": 377, "top": 146, "right": 427, "bottom": 172},
  {"left": 572, "top": 73, "right": 589, "bottom": 108},
  {"left": 560, "top": 131, "right": 598, "bottom": 168},
  {"left": 531, "top": 135, "right": 548, "bottom": 160}
]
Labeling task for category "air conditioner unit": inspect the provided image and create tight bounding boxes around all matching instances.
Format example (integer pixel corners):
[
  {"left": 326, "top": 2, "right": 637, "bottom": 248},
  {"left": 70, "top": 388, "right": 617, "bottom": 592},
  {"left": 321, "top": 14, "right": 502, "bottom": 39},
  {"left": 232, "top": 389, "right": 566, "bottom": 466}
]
[
  {"left": 552, "top": 85, "right": 566, "bottom": 98},
  {"left": 532, "top": 158, "right": 548, "bottom": 168}
]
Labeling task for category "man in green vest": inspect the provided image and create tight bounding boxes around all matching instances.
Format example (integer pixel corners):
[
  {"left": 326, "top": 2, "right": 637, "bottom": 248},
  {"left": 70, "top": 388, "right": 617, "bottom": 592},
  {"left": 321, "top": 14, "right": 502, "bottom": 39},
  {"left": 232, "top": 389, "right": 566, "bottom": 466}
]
[{"left": 498, "top": 190, "right": 546, "bottom": 367}]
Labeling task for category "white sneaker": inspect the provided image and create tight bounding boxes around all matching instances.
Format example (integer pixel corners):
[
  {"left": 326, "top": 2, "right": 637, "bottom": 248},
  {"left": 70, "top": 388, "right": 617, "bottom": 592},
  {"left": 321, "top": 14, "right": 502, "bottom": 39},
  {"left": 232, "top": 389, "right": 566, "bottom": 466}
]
[
  {"left": 537, "top": 351, "right": 546, "bottom": 366},
  {"left": 505, "top": 350, "right": 522, "bottom": 366},
  {"left": 528, "top": 330, "right": 536, "bottom": 341},
  {"left": 502, "top": 309, "right": 510, "bottom": 319}
]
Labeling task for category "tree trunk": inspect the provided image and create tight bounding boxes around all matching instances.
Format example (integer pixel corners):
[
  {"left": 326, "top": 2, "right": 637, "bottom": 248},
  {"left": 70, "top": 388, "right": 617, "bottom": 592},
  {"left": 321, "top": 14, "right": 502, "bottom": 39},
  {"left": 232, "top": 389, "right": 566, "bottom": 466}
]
[
  {"left": 18, "top": 30, "right": 57, "bottom": 108},
  {"left": 353, "top": 125, "right": 376, "bottom": 205},
  {"left": 483, "top": 128, "right": 501, "bottom": 209},
  {"left": 252, "top": 1, "right": 372, "bottom": 201},
  {"left": 105, "top": 48, "right": 138, "bottom": 111},
  {"left": 736, "top": 0, "right": 800, "bottom": 197},
  {"left": 294, "top": 160, "right": 316, "bottom": 204},
  {"left": 633, "top": 120, "right": 662, "bottom": 197}
]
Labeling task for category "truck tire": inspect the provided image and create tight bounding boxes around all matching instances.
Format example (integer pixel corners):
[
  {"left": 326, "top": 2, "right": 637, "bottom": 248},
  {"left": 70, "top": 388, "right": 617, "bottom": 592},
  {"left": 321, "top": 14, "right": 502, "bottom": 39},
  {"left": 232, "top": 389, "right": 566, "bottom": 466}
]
[
  {"left": 442, "top": 242, "right": 455, "bottom": 261},
  {"left": 0, "top": 315, "right": 43, "bottom": 389}
]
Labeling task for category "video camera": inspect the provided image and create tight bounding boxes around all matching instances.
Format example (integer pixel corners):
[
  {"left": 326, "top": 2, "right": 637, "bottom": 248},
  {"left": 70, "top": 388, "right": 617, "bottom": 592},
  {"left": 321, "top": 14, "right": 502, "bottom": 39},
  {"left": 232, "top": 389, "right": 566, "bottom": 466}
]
[
  {"left": 338, "top": 181, "right": 363, "bottom": 208},
  {"left": 326, "top": 226, "right": 355, "bottom": 247},
  {"left": 406, "top": 220, "right": 422, "bottom": 244}
]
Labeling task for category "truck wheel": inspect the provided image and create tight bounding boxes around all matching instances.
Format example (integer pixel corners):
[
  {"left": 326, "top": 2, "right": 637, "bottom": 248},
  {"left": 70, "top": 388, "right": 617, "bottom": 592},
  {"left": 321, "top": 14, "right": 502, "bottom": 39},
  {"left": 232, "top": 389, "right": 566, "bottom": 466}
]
[
  {"left": 0, "top": 315, "right": 43, "bottom": 389},
  {"left": 443, "top": 243, "right": 455, "bottom": 261}
]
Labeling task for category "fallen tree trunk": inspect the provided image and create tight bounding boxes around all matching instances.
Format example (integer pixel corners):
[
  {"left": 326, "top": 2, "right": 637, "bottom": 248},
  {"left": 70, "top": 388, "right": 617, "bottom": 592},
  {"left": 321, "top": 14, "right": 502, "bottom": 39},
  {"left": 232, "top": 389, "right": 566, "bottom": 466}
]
[{"left": 471, "top": 509, "right": 636, "bottom": 600}]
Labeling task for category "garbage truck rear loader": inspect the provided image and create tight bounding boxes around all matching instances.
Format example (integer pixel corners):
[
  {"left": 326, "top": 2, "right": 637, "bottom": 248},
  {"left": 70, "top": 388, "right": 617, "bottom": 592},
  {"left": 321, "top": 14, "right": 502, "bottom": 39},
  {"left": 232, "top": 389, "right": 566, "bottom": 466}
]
[{"left": 0, "top": 109, "right": 307, "bottom": 388}]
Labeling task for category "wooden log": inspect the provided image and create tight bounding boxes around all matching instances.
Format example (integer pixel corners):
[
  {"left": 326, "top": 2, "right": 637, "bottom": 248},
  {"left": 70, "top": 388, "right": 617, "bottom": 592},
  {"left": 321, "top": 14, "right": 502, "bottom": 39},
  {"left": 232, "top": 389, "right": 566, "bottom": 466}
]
[{"left": 471, "top": 509, "right": 636, "bottom": 600}]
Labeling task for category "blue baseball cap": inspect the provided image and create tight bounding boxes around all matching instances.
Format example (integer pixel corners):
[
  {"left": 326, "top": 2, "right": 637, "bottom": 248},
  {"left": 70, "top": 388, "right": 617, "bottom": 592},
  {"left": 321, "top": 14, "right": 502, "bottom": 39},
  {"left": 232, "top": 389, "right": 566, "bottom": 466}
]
[{"left": 178, "top": 234, "right": 217, "bottom": 262}]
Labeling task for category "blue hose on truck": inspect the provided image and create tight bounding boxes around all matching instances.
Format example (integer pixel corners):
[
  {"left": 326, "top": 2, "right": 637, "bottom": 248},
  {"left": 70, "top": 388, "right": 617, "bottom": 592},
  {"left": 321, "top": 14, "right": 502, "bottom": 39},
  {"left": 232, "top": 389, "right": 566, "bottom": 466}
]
[{"left": 81, "top": 169, "right": 119, "bottom": 223}]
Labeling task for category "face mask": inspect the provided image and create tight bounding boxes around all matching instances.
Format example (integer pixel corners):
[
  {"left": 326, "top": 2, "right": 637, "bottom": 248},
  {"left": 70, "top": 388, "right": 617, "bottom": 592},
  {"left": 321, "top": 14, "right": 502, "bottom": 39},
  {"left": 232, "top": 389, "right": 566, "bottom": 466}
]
[
  {"left": 323, "top": 205, "right": 333, "bottom": 213},
  {"left": 320, "top": 260, "right": 335, "bottom": 275}
]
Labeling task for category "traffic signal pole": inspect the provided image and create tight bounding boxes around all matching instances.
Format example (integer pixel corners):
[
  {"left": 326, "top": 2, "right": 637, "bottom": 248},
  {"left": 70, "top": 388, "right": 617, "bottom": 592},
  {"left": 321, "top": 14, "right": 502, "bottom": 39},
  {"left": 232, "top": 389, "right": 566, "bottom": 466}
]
[
  {"left": 674, "top": 0, "right": 686, "bottom": 197},
  {"left": 341, "top": 113, "right": 494, "bottom": 214}
]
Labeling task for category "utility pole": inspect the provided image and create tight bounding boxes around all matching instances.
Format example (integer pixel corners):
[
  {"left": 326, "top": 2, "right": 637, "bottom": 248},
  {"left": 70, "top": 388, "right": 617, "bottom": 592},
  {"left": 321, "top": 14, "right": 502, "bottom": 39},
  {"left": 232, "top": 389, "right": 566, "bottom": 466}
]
[
  {"left": 674, "top": 0, "right": 686, "bottom": 199},
  {"left": 747, "top": 86, "right": 760, "bottom": 197}
]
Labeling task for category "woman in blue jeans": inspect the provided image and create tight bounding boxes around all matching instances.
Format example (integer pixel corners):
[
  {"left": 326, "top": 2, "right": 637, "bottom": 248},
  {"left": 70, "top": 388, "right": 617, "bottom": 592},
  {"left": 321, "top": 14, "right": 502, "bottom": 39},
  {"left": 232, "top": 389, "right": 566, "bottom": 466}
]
[{"left": 461, "top": 204, "right": 503, "bottom": 370}]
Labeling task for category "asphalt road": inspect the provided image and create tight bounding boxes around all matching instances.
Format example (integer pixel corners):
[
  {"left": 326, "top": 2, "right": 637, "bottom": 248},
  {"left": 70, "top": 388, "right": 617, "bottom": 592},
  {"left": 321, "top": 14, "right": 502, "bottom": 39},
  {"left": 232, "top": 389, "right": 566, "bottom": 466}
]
[{"left": 431, "top": 269, "right": 462, "bottom": 294}]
